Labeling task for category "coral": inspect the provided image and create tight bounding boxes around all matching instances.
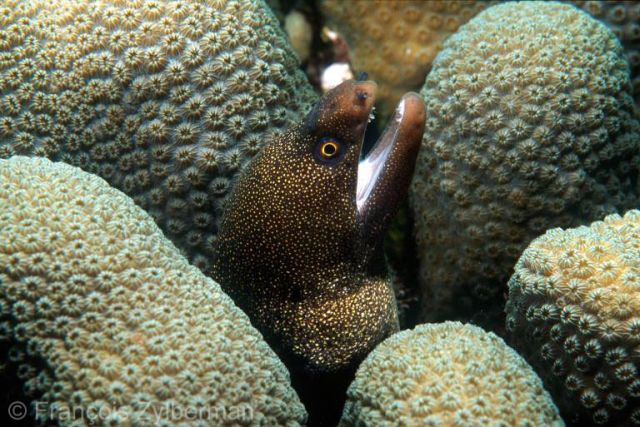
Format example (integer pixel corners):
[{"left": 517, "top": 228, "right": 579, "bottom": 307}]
[
  {"left": 0, "top": 156, "right": 307, "bottom": 426},
  {"left": 340, "top": 321, "right": 564, "bottom": 426},
  {"left": 571, "top": 1, "right": 640, "bottom": 106},
  {"left": 285, "top": 10, "right": 312, "bottom": 63},
  {"left": 410, "top": 1, "right": 640, "bottom": 326},
  {"left": 506, "top": 209, "right": 640, "bottom": 426},
  {"left": 319, "top": 0, "right": 493, "bottom": 117},
  {"left": 0, "top": 0, "right": 318, "bottom": 276}
]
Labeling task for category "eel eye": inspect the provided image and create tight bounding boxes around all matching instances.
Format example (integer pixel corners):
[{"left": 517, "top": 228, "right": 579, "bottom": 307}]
[
  {"left": 321, "top": 140, "right": 339, "bottom": 158},
  {"left": 315, "top": 138, "right": 343, "bottom": 164}
]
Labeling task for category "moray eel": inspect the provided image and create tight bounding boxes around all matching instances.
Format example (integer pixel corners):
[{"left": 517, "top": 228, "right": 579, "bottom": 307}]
[{"left": 212, "top": 79, "right": 425, "bottom": 375}]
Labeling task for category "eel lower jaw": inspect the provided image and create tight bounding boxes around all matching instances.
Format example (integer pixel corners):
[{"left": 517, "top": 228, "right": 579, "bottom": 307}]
[{"left": 356, "top": 92, "right": 426, "bottom": 250}]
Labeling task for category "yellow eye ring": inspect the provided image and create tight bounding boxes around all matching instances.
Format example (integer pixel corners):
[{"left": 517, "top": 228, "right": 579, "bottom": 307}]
[{"left": 320, "top": 140, "right": 340, "bottom": 158}]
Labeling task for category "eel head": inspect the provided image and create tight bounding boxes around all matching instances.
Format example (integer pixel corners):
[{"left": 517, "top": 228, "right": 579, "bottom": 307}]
[{"left": 213, "top": 79, "right": 425, "bottom": 373}]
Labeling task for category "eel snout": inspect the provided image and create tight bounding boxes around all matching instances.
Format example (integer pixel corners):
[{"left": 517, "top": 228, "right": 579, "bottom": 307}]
[
  {"left": 357, "top": 92, "right": 426, "bottom": 251},
  {"left": 305, "top": 79, "right": 377, "bottom": 140}
]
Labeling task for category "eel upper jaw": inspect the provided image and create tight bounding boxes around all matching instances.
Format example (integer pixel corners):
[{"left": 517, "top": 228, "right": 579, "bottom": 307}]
[
  {"left": 304, "top": 79, "right": 377, "bottom": 143},
  {"left": 356, "top": 92, "right": 426, "bottom": 255}
]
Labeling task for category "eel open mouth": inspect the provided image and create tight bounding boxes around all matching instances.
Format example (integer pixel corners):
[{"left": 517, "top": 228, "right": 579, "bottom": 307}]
[
  {"left": 304, "top": 78, "right": 425, "bottom": 251},
  {"left": 356, "top": 90, "right": 426, "bottom": 249}
]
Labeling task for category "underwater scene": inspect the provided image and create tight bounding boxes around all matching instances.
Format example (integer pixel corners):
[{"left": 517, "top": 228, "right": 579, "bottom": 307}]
[{"left": 0, "top": 0, "right": 639, "bottom": 426}]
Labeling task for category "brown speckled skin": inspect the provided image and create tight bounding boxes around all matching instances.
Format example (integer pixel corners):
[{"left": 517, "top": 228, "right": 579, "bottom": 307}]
[{"left": 212, "top": 80, "right": 425, "bottom": 425}]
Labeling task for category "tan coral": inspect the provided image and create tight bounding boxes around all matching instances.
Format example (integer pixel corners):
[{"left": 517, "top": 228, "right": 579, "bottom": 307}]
[
  {"left": 410, "top": 1, "right": 640, "bottom": 327},
  {"left": 0, "top": 156, "right": 307, "bottom": 426},
  {"left": 285, "top": 10, "right": 313, "bottom": 63},
  {"left": 0, "top": 0, "right": 318, "bottom": 276},
  {"left": 506, "top": 209, "right": 640, "bottom": 426},
  {"left": 340, "top": 321, "right": 564, "bottom": 426},
  {"left": 319, "top": 0, "right": 493, "bottom": 117}
]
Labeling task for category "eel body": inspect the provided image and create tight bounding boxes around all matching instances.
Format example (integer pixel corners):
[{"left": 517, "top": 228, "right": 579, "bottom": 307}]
[{"left": 212, "top": 80, "right": 426, "bottom": 375}]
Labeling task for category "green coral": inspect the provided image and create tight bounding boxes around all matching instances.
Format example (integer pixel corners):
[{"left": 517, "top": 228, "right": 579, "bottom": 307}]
[
  {"left": 0, "top": 0, "right": 318, "bottom": 275},
  {"left": 507, "top": 209, "right": 640, "bottom": 426},
  {"left": 0, "top": 156, "right": 307, "bottom": 426},
  {"left": 340, "top": 321, "right": 564, "bottom": 426},
  {"left": 571, "top": 0, "right": 640, "bottom": 107},
  {"left": 410, "top": 1, "right": 640, "bottom": 327}
]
